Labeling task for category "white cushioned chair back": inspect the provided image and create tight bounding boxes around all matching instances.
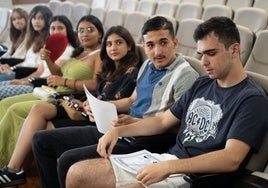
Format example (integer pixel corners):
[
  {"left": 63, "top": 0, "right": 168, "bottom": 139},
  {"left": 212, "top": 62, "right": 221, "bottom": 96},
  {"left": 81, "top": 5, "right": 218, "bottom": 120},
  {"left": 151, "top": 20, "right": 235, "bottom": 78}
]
[
  {"left": 175, "top": 2, "right": 203, "bottom": 22},
  {"left": 233, "top": 7, "right": 268, "bottom": 34},
  {"left": 244, "top": 30, "right": 268, "bottom": 77},
  {"left": 124, "top": 12, "right": 149, "bottom": 44},
  {"left": 202, "top": 5, "right": 233, "bottom": 21},
  {"left": 226, "top": 0, "right": 254, "bottom": 12},
  {"left": 103, "top": 9, "right": 125, "bottom": 33},
  {"left": 155, "top": 1, "right": 179, "bottom": 17},
  {"left": 136, "top": 0, "right": 157, "bottom": 17},
  {"left": 253, "top": 0, "right": 268, "bottom": 13},
  {"left": 245, "top": 70, "right": 268, "bottom": 172},
  {"left": 202, "top": 0, "right": 227, "bottom": 7},
  {"left": 237, "top": 25, "right": 254, "bottom": 66},
  {"left": 121, "top": 0, "right": 137, "bottom": 13},
  {"left": 72, "top": 3, "right": 90, "bottom": 29},
  {"left": 175, "top": 18, "right": 203, "bottom": 59}
]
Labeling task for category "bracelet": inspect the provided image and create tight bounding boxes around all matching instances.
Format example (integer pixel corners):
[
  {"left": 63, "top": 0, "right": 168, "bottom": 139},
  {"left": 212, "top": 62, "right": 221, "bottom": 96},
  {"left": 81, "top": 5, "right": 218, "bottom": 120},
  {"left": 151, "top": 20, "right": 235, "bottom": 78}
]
[
  {"left": 64, "top": 78, "right": 68, "bottom": 87},
  {"left": 73, "top": 80, "right": 77, "bottom": 91}
]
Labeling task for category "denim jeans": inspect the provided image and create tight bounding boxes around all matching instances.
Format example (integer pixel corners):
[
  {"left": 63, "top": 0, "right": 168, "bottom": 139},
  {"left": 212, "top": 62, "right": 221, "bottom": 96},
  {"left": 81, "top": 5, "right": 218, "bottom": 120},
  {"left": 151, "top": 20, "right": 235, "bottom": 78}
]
[{"left": 0, "top": 73, "right": 14, "bottom": 81}]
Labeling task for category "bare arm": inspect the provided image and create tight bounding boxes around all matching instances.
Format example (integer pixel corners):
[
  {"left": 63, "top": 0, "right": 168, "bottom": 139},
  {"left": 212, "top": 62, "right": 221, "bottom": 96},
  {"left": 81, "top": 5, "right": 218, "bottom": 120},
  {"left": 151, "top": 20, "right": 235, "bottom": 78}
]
[
  {"left": 9, "top": 63, "right": 45, "bottom": 85},
  {"left": 23, "top": 63, "right": 45, "bottom": 79},
  {"left": 137, "top": 139, "right": 250, "bottom": 186},
  {"left": 40, "top": 47, "right": 62, "bottom": 76}
]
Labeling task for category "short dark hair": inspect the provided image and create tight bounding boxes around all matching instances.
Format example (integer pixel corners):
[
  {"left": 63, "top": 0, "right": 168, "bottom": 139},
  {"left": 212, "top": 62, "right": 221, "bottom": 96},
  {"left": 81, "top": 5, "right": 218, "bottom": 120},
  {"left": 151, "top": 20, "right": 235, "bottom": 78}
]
[
  {"left": 141, "top": 16, "right": 175, "bottom": 41},
  {"left": 193, "top": 16, "right": 240, "bottom": 49}
]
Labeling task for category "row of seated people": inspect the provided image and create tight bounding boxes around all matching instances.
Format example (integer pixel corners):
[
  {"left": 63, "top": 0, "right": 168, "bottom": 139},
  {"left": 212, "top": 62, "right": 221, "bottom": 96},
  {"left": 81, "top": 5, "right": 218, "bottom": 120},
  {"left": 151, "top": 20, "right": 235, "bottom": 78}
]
[
  {"left": 0, "top": 15, "right": 267, "bottom": 188},
  {"left": 1, "top": 0, "right": 267, "bottom": 61},
  {"left": 0, "top": 5, "right": 267, "bottom": 104}
]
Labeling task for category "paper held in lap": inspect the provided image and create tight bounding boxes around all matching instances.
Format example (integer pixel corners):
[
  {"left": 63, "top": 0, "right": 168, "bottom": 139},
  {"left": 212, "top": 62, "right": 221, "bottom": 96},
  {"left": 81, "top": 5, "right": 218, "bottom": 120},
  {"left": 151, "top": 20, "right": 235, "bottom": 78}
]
[
  {"left": 111, "top": 150, "right": 182, "bottom": 177},
  {"left": 110, "top": 150, "right": 161, "bottom": 174},
  {"left": 83, "top": 84, "right": 117, "bottom": 133}
]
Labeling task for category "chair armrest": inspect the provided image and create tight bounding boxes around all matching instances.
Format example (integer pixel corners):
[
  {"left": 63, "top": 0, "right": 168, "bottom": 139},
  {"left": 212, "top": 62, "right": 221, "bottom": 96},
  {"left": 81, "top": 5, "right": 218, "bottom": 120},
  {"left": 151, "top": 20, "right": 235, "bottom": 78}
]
[
  {"left": 0, "top": 45, "right": 8, "bottom": 57},
  {"left": 233, "top": 174, "right": 268, "bottom": 188},
  {"left": 11, "top": 66, "right": 37, "bottom": 79},
  {"left": 183, "top": 171, "right": 251, "bottom": 188},
  {"left": 28, "top": 77, "right": 47, "bottom": 88},
  {"left": 0, "top": 58, "right": 24, "bottom": 66}
]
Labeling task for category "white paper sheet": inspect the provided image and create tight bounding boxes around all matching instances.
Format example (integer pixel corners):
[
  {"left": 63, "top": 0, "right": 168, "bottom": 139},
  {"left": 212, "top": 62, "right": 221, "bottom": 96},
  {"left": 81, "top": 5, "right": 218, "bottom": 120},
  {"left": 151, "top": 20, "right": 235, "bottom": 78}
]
[
  {"left": 110, "top": 150, "right": 161, "bottom": 174},
  {"left": 83, "top": 85, "right": 117, "bottom": 133}
]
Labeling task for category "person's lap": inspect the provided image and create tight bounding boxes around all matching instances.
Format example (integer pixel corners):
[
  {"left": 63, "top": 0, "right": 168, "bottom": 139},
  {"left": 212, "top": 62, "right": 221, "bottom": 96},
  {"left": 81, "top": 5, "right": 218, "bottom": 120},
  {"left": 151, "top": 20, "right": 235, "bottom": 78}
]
[
  {"left": 0, "top": 74, "right": 14, "bottom": 82},
  {"left": 57, "top": 137, "right": 150, "bottom": 187},
  {"left": 111, "top": 153, "right": 189, "bottom": 188},
  {"left": 0, "top": 84, "right": 33, "bottom": 100}
]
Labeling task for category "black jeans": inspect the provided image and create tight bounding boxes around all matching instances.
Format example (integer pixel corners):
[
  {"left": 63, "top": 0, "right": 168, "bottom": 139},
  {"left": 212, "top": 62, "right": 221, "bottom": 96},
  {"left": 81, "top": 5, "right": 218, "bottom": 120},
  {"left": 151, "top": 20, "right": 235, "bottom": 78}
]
[{"left": 32, "top": 126, "right": 176, "bottom": 188}]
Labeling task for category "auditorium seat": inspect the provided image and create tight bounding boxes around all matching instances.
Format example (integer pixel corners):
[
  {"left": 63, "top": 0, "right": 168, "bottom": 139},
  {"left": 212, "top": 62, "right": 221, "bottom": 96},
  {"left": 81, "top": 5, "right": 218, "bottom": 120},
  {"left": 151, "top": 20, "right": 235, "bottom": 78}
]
[
  {"left": 0, "top": 7, "right": 11, "bottom": 48},
  {"left": 48, "top": 0, "right": 61, "bottom": 15},
  {"left": 202, "top": 0, "right": 227, "bottom": 7},
  {"left": 226, "top": 0, "right": 254, "bottom": 12},
  {"left": 103, "top": 9, "right": 125, "bottom": 33},
  {"left": 180, "top": 0, "right": 203, "bottom": 5},
  {"left": 244, "top": 30, "right": 268, "bottom": 76},
  {"left": 91, "top": 0, "right": 107, "bottom": 9},
  {"left": 90, "top": 7, "right": 106, "bottom": 23},
  {"left": 237, "top": 25, "right": 255, "bottom": 66},
  {"left": 136, "top": 0, "right": 157, "bottom": 17},
  {"left": 175, "top": 3, "right": 203, "bottom": 22},
  {"left": 106, "top": 0, "right": 122, "bottom": 11},
  {"left": 124, "top": 12, "right": 149, "bottom": 43},
  {"left": 175, "top": 18, "right": 204, "bottom": 58},
  {"left": 121, "top": 0, "right": 138, "bottom": 13},
  {"left": 201, "top": 4, "right": 233, "bottom": 21},
  {"left": 253, "top": 0, "right": 268, "bottom": 13},
  {"left": 183, "top": 55, "right": 206, "bottom": 76},
  {"left": 155, "top": 1, "right": 179, "bottom": 17},
  {"left": 55, "top": 1, "right": 74, "bottom": 18},
  {"left": 72, "top": 3, "right": 90, "bottom": 29},
  {"left": 233, "top": 7, "right": 268, "bottom": 34}
]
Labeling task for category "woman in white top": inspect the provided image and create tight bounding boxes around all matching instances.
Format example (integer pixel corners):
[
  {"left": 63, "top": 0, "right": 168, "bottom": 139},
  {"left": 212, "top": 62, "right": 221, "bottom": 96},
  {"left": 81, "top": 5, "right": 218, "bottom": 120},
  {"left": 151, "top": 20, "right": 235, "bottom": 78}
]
[
  {"left": 0, "top": 8, "right": 28, "bottom": 81},
  {"left": 0, "top": 5, "right": 52, "bottom": 82}
]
